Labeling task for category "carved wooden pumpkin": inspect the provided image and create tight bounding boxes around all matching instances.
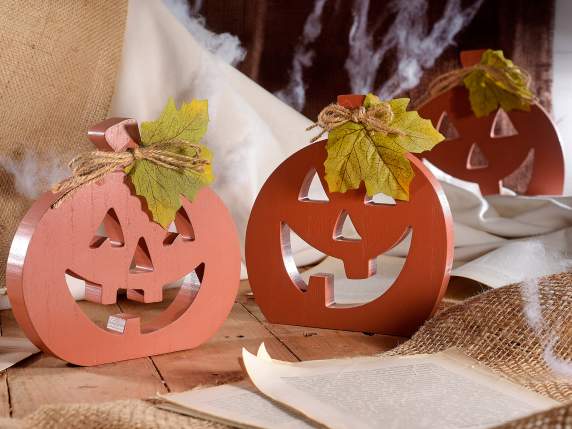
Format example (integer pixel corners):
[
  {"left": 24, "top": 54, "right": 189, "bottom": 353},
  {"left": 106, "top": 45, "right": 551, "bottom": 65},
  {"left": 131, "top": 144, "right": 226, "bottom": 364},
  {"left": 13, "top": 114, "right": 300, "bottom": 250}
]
[
  {"left": 245, "top": 95, "right": 453, "bottom": 336},
  {"left": 418, "top": 50, "right": 565, "bottom": 195},
  {"left": 6, "top": 118, "right": 241, "bottom": 366}
]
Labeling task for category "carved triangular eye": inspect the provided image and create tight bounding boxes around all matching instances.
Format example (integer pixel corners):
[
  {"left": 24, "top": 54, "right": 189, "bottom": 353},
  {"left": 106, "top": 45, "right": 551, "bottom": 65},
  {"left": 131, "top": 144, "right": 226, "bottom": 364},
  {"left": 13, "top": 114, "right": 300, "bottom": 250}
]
[
  {"left": 437, "top": 112, "right": 460, "bottom": 140},
  {"left": 467, "top": 143, "right": 489, "bottom": 170},
  {"left": 491, "top": 109, "right": 518, "bottom": 138},
  {"left": 364, "top": 192, "right": 396, "bottom": 205},
  {"left": 502, "top": 148, "right": 535, "bottom": 194},
  {"left": 90, "top": 208, "right": 125, "bottom": 248},
  {"left": 164, "top": 207, "right": 195, "bottom": 245},
  {"left": 130, "top": 237, "right": 154, "bottom": 273},
  {"left": 299, "top": 169, "right": 329, "bottom": 202},
  {"left": 333, "top": 210, "right": 362, "bottom": 241}
]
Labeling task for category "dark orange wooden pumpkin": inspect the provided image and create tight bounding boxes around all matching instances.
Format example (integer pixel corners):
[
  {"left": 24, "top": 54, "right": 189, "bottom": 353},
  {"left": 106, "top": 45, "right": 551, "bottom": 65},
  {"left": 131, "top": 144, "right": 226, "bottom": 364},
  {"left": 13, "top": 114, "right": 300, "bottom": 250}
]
[
  {"left": 245, "top": 95, "right": 453, "bottom": 336},
  {"left": 418, "top": 50, "right": 564, "bottom": 195}
]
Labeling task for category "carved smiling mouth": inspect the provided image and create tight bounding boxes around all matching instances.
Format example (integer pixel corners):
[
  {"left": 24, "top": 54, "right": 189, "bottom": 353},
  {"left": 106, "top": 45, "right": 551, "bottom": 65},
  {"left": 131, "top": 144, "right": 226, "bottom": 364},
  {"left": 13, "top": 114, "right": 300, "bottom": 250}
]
[
  {"left": 64, "top": 263, "right": 204, "bottom": 335},
  {"left": 61, "top": 203, "right": 208, "bottom": 335},
  {"left": 279, "top": 173, "right": 414, "bottom": 308},
  {"left": 281, "top": 222, "right": 412, "bottom": 308}
]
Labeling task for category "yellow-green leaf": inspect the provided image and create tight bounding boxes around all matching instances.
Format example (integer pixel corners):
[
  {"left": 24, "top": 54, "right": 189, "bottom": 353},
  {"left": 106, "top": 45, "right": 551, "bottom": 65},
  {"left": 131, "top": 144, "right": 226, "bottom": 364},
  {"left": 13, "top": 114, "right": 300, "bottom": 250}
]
[
  {"left": 140, "top": 97, "right": 208, "bottom": 146},
  {"left": 127, "top": 98, "right": 213, "bottom": 228},
  {"left": 324, "top": 94, "right": 444, "bottom": 201},
  {"left": 463, "top": 49, "right": 534, "bottom": 117},
  {"left": 387, "top": 98, "right": 444, "bottom": 153}
]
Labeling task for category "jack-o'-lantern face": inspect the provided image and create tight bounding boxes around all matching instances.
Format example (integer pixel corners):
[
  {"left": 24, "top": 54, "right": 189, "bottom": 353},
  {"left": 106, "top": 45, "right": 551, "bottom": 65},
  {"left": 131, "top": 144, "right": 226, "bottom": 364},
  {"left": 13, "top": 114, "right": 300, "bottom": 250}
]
[
  {"left": 246, "top": 97, "right": 453, "bottom": 336},
  {"left": 418, "top": 50, "right": 564, "bottom": 196},
  {"left": 6, "top": 120, "right": 240, "bottom": 366}
]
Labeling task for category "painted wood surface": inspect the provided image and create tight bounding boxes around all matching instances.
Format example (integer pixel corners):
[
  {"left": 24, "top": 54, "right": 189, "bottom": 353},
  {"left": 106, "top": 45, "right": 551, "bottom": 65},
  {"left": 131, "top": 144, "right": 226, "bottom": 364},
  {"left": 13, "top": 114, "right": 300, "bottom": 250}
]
[
  {"left": 419, "top": 49, "right": 565, "bottom": 196},
  {"left": 6, "top": 119, "right": 241, "bottom": 365},
  {"left": 245, "top": 94, "right": 454, "bottom": 336}
]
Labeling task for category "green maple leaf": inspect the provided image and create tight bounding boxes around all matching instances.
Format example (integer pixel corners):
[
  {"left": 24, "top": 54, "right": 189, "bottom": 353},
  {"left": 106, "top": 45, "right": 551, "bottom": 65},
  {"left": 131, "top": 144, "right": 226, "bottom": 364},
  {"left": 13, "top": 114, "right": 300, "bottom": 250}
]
[
  {"left": 139, "top": 97, "right": 208, "bottom": 147},
  {"left": 127, "top": 98, "right": 213, "bottom": 228},
  {"left": 324, "top": 94, "right": 444, "bottom": 201},
  {"left": 463, "top": 49, "right": 534, "bottom": 117}
]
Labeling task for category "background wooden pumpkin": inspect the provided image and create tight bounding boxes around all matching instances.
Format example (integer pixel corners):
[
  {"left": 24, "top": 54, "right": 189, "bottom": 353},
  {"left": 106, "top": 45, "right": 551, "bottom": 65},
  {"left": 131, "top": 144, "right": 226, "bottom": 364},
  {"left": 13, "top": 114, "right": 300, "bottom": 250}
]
[
  {"left": 245, "top": 95, "right": 453, "bottom": 336},
  {"left": 418, "top": 50, "right": 565, "bottom": 196},
  {"left": 6, "top": 119, "right": 241, "bottom": 366}
]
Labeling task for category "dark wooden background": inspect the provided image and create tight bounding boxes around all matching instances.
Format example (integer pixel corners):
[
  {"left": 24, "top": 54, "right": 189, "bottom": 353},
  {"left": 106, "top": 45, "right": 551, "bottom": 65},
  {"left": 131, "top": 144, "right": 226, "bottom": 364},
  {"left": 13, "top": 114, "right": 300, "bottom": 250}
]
[{"left": 196, "top": 0, "right": 554, "bottom": 119}]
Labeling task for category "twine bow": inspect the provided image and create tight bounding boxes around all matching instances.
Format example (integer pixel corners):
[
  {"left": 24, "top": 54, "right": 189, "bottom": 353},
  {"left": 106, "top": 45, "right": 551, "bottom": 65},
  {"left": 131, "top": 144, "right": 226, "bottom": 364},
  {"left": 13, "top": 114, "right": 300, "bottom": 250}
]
[
  {"left": 416, "top": 63, "right": 537, "bottom": 108},
  {"left": 51, "top": 140, "right": 209, "bottom": 208},
  {"left": 307, "top": 102, "right": 405, "bottom": 143}
]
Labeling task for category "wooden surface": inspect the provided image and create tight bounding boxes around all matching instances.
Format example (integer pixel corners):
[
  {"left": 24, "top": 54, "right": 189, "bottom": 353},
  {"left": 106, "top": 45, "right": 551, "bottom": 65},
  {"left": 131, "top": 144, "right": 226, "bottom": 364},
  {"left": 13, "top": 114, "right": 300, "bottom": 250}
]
[
  {"left": 0, "top": 278, "right": 478, "bottom": 418},
  {"left": 0, "top": 279, "right": 407, "bottom": 418}
]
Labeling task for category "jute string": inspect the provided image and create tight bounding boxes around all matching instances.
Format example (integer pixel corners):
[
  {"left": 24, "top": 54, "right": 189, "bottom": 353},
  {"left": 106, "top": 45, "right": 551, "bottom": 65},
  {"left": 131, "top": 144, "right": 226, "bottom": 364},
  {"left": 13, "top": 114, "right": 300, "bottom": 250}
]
[
  {"left": 307, "top": 101, "right": 405, "bottom": 142},
  {"left": 51, "top": 141, "right": 210, "bottom": 208},
  {"left": 415, "top": 63, "right": 538, "bottom": 108}
]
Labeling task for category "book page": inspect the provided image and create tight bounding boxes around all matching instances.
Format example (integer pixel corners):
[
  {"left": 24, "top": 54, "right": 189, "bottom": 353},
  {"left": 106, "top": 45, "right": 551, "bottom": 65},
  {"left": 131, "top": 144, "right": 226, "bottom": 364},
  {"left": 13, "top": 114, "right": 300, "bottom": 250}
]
[
  {"left": 158, "top": 382, "right": 320, "bottom": 429},
  {"left": 0, "top": 337, "right": 39, "bottom": 371},
  {"left": 243, "top": 347, "right": 558, "bottom": 429}
]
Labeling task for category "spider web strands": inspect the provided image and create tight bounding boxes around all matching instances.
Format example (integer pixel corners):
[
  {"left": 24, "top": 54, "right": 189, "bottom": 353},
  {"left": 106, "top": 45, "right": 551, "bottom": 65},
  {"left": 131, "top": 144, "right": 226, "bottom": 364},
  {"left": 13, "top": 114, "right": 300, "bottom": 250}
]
[
  {"left": 345, "top": 0, "right": 484, "bottom": 99},
  {"left": 274, "top": 0, "right": 329, "bottom": 111}
]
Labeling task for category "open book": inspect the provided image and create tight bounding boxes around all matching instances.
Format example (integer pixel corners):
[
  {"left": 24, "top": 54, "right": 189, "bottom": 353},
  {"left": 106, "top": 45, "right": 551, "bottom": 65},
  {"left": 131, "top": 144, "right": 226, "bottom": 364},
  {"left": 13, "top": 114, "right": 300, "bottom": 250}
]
[
  {"left": 159, "top": 381, "right": 319, "bottom": 429},
  {"left": 158, "top": 345, "right": 557, "bottom": 429}
]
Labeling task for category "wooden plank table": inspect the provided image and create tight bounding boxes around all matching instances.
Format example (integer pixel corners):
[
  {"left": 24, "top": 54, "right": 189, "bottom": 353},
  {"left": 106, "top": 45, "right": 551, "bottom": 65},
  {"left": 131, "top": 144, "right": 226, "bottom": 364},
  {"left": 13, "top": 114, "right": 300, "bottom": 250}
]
[{"left": 0, "top": 279, "right": 408, "bottom": 418}]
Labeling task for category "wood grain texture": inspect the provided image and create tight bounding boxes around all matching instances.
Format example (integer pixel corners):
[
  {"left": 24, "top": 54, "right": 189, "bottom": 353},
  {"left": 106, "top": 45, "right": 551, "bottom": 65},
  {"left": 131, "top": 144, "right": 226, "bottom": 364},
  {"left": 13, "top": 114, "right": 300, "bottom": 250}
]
[
  {"left": 197, "top": 0, "right": 555, "bottom": 118},
  {"left": 0, "top": 375, "right": 9, "bottom": 418},
  {"left": 0, "top": 279, "right": 403, "bottom": 417},
  {"left": 119, "top": 292, "right": 298, "bottom": 392},
  {"left": 2, "top": 302, "right": 168, "bottom": 418},
  {"left": 238, "top": 281, "right": 404, "bottom": 360}
]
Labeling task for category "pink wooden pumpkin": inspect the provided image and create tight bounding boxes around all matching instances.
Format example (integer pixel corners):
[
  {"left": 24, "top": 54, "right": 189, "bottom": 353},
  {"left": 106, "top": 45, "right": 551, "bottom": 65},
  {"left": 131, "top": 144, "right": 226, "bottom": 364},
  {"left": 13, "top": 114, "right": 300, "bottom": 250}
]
[
  {"left": 245, "top": 95, "right": 453, "bottom": 337},
  {"left": 6, "top": 118, "right": 241, "bottom": 366},
  {"left": 418, "top": 49, "right": 565, "bottom": 195}
]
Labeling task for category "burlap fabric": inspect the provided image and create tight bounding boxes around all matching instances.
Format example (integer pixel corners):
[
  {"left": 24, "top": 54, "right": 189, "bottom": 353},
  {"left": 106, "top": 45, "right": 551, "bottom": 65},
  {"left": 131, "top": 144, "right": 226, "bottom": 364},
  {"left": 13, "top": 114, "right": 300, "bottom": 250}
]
[
  {"left": 493, "top": 403, "right": 572, "bottom": 429},
  {"left": 0, "top": 272, "right": 569, "bottom": 428},
  {"left": 388, "top": 272, "right": 572, "bottom": 402},
  {"left": 0, "top": 399, "right": 226, "bottom": 429},
  {"left": 388, "top": 272, "right": 572, "bottom": 429},
  {"left": 0, "top": 0, "right": 127, "bottom": 286}
]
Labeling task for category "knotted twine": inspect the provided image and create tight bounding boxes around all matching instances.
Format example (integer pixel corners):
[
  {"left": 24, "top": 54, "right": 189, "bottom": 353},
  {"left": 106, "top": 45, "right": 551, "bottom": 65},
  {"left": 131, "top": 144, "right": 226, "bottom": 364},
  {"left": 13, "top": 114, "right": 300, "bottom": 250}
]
[
  {"left": 51, "top": 141, "right": 209, "bottom": 208},
  {"left": 415, "top": 62, "right": 538, "bottom": 108},
  {"left": 306, "top": 101, "right": 405, "bottom": 143}
]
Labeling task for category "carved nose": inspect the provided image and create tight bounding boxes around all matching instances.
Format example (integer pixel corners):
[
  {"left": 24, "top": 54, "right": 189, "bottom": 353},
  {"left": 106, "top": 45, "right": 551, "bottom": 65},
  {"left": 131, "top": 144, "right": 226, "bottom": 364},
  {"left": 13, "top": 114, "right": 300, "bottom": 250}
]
[
  {"left": 333, "top": 211, "right": 362, "bottom": 241},
  {"left": 332, "top": 210, "right": 375, "bottom": 279},
  {"left": 129, "top": 237, "right": 154, "bottom": 274},
  {"left": 343, "top": 257, "right": 376, "bottom": 279}
]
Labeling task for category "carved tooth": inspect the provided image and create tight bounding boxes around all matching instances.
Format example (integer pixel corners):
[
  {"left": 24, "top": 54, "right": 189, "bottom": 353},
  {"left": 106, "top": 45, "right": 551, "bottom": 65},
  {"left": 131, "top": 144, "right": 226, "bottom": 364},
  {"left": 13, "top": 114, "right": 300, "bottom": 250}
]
[{"left": 106, "top": 313, "right": 140, "bottom": 335}]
